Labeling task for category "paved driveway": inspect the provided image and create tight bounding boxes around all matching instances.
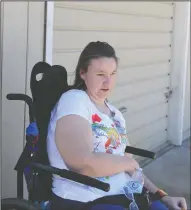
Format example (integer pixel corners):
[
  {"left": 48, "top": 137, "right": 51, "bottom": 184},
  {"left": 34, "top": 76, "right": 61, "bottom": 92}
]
[{"left": 143, "top": 138, "right": 190, "bottom": 209}]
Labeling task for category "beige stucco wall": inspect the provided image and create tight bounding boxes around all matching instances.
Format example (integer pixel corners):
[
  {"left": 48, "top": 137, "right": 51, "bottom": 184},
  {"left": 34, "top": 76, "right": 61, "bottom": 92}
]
[{"left": 1, "top": 2, "right": 45, "bottom": 198}]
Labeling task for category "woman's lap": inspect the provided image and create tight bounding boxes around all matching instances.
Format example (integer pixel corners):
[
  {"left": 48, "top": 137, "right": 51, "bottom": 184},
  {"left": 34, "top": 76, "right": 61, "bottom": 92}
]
[
  {"left": 50, "top": 193, "right": 85, "bottom": 210},
  {"left": 50, "top": 193, "right": 168, "bottom": 210},
  {"left": 91, "top": 202, "right": 169, "bottom": 210},
  {"left": 50, "top": 194, "right": 125, "bottom": 210},
  {"left": 90, "top": 204, "right": 125, "bottom": 210}
]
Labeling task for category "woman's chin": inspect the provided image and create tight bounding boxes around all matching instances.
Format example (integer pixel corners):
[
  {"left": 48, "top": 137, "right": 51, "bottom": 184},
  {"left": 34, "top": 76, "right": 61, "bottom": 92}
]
[{"left": 98, "top": 90, "right": 111, "bottom": 99}]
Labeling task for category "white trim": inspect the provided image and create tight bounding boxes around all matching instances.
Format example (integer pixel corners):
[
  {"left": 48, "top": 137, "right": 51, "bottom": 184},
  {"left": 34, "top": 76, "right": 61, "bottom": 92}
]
[
  {"left": 179, "top": 2, "right": 190, "bottom": 143},
  {"left": 45, "top": 1, "right": 54, "bottom": 65},
  {"left": 0, "top": 1, "right": 4, "bottom": 202},
  {"left": 167, "top": 2, "right": 190, "bottom": 145}
]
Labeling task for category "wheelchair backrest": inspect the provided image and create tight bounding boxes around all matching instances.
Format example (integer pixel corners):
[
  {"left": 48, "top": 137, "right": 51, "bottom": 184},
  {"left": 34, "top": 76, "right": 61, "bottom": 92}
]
[{"left": 29, "top": 62, "right": 70, "bottom": 201}]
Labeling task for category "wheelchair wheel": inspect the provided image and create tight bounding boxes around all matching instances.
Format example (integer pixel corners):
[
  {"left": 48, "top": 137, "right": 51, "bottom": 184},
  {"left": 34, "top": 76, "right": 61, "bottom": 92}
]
[{"left": 1, "top": 198, "right": 40, "bottom": 210}]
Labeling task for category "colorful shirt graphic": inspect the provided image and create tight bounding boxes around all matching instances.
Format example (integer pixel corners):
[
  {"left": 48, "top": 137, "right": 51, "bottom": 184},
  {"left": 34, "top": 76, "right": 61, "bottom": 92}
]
[
  {"left": 90, "top": 111, "right": 129, "bottom": 186},
  {"left": 91, "top": 113, "right": 128, "bottom": 155}
]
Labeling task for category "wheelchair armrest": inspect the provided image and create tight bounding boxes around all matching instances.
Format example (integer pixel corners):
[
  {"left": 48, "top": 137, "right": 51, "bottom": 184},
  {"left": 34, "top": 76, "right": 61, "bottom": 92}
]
[
  {"left": 125, "top": 146, "right": 156, "bottom": 159},
  {"left": 30, "top": 162, "right": 110, "bottom": 192}
]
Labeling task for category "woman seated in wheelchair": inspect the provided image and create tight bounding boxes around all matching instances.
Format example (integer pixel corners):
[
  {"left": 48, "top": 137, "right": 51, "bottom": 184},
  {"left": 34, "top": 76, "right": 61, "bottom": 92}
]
[{"left": 46, "top": 41, "right": 187, "bottom": 210}]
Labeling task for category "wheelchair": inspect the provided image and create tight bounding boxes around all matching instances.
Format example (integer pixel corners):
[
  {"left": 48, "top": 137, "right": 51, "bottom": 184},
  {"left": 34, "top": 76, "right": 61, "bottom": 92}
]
[{"left": 1, "top": 62, "right": 157, "bottom": 210}]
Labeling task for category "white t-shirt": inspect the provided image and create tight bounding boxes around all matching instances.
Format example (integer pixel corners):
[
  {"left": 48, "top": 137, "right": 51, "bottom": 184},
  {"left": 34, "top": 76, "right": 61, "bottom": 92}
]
[{"left": 47, "top": 89, "right": 134, "bottom": 202}]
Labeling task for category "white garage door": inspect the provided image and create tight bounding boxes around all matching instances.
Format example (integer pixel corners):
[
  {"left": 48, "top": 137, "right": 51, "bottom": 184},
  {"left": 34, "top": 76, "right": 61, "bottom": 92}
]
[{"left": 52, "top": 2, "right": 174, "bottom": 151}]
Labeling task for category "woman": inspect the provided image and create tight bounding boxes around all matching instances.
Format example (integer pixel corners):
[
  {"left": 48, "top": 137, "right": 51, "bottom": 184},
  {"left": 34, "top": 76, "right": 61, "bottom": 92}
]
[{"left": 47, "top": 41, "right": 187, "bottom": 210}]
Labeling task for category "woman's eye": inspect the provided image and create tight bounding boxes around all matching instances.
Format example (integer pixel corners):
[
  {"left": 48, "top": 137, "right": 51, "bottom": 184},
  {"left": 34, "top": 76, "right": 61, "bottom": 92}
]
[{"left": 97, "top": 72, "right": 116, "bottom": 76}]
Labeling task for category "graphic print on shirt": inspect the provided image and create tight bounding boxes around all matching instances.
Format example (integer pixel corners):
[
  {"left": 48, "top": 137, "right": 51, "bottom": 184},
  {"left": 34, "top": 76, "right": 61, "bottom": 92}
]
[
  {"left": 91, "top": 114, "right": 127, "bottom": 154},
  {"left": 113, "top": 118, "right": 128, "bottom": 146},
  {"left": 90, "top": 113, "right": 130, "bottom": 189},
  {"left": 92, "top": 114, "right": 121, "bottom": 154}
]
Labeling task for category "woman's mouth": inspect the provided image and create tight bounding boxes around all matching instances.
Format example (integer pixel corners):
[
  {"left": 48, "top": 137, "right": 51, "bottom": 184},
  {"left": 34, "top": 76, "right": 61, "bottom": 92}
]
[{"left": 101, "top": 89, "right": 109, "bottom": 92}]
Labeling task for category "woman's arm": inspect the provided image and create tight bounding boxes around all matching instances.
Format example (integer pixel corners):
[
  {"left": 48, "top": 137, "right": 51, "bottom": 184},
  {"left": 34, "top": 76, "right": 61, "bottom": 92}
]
[
  {"left": 125, "top": 151, "right": 159, "bottom": 192},
  {"left": 142, "top": 174, "right": 158, "bottom": 193},
  {"left": 55, "top": 114, "right": 139, "bottom": 178}
]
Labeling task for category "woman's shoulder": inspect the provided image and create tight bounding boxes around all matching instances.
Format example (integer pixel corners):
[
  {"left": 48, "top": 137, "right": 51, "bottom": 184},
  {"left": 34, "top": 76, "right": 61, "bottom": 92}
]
[
  {"left": 60, "top": 88, "right": 88, "bottom": 98},
  {"left": 58, "top": 89, "right": 89, "bottom": 104},
  {"left": 53, "top": 89, "right": 92, "bottom": 122}
]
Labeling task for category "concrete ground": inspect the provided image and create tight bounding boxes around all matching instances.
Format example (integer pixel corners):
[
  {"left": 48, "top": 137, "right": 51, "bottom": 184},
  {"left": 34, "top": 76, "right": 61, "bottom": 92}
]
[{"left": 143, "top": 138, "right": 190, "bottom": 209}]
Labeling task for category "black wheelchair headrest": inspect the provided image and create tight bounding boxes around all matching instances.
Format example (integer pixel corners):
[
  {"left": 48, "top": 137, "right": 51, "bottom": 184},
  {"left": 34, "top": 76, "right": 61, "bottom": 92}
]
[
  {"left": 30, "top": 61, "right": 51, "bottom": 101},
  {"left": 30, "top": 61, "right": 68, "bottom": 104}
]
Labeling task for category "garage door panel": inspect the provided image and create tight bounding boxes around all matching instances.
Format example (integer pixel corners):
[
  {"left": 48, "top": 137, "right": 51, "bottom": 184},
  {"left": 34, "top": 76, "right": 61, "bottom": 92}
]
[
  {"left": 52, "top": 52, "right": 80, "bottom": 73},
  {"left": 116, "top": 48, "right": 171, "bottom": 67},
  {"left": 52, "top": 48, "right": 171, "bottom": 74},
  {"left": 55, "top": 2, "right": 173, "bottom": 18},
  {"left": 125, "top": 102, "right": 168, "bottom": 132},
  {"left": 128, "top": 117, "right": 167, "bottom": 146},
  {"left": 53, "top": 31, "right": 171, "bottom": 51},
  {"left": 132, "top": 130, "right": 167, "bottom": 151},
  {"left": 109, "top": 76, "right": 169, "bottom": 102},
  {"left": 52, "top": 1, "right": 173, "bottom": 151},
  {"left": 114, "top": 90, "right": 166, "bottom": 115},
  {"left": 117, "top": 62, "right": 170, "bottom": 85},
  {"left": 54, "top": 8, "right": 173, "bottom": 32}
]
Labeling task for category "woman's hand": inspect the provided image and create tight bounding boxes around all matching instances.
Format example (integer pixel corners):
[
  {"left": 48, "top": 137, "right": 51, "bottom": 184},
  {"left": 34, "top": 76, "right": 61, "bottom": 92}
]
[
  {"left": 161, "top": 195, "right": 187, "bottom": 210},
  {"left": 125, "top": 157, "right": 140, "bottom": 175}
]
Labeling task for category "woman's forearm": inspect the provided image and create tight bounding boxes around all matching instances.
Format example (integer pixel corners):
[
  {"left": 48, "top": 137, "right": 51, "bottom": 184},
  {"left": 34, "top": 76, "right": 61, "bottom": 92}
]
[
  {"left": 77, "top": 152, "right": 139, "bottom": 178},
  {"left": 143, "top": 174, "right": 159, "bottom": 193}
]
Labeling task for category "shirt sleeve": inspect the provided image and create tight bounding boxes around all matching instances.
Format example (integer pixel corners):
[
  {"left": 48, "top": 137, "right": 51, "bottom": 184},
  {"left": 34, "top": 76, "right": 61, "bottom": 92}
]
[{"left": 55, "top": 90, "right": 91, "bottom": 123}]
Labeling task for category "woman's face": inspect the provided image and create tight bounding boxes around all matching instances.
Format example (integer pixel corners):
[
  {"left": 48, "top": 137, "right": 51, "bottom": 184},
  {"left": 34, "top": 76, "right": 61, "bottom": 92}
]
[{"left": 80, "top": 57, "right": 118, "bottom": 103}]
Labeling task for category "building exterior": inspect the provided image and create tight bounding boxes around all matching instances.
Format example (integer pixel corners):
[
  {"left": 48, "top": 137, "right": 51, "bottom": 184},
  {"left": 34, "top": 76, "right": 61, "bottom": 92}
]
[{"left": 1, "top": 1, "right": 190, "bottom": 199}]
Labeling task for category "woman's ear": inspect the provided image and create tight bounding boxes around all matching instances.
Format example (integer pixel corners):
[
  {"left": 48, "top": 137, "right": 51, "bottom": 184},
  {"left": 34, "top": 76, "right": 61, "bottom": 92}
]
[{"left": 79, "top": 69, "right": 85, "bottom": 80}]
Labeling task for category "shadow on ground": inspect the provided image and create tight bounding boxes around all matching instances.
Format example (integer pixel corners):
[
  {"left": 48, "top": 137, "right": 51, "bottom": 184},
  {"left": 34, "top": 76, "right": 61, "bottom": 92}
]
[{"left": 143, "top": 138, "right": 190, "bottom": 209}]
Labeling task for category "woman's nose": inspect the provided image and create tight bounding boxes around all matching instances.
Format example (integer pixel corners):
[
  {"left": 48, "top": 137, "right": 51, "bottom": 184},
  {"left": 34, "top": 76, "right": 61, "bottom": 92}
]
[{"left": 103, "top": 76, "right": 111, "bottom": 84}]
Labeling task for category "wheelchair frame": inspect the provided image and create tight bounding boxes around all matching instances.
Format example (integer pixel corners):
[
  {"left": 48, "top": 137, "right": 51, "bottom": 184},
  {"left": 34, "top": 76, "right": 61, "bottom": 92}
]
[{"left": 1, "top": 62, "right": 156, "bottom": 210}]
